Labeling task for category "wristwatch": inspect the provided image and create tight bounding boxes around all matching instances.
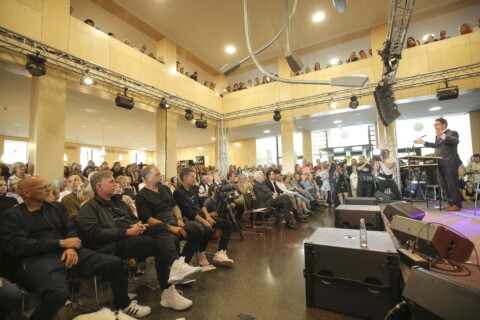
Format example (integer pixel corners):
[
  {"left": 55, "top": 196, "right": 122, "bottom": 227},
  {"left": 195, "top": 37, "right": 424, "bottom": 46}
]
[{"left": 59, "top": 239, "right": 64, "bottom": 248}]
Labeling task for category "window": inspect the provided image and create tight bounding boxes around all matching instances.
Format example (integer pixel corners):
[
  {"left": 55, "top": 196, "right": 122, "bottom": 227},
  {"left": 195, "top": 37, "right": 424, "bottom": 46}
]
[
  {"left": 3, "top": 140, "right": 28, "bottom": 164},
  {"left": 131, "top": 150, "right": 146, "bottom": 164},
  {"left": 80, "top": 147, "right": 103, "bottom": 168}
]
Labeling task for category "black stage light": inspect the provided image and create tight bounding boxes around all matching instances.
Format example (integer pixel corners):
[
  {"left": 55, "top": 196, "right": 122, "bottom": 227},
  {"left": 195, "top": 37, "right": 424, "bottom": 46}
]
[
  {"left": 273, "top": 110, "right": 281, "bottom": 122},
  {"left": 195, "top": 115, "right": 207, "bottom": 129},
  {"left": 25, "top": 53, "right": 46, "bottom": 76},
  {"left": 349, "top": 95, "right": 359, "bottom": 109},
  {"left": 185, "top": 109, "right": 194, "bottom": 121},
  {"left": 159, "top": 97, "right": 170, "bottom": 109},
  {"left": 436, "top": 82, "right": 458, "bottom": 101},
  {"left": 115, "top": 87, "right": 134, "bottom": 110}
]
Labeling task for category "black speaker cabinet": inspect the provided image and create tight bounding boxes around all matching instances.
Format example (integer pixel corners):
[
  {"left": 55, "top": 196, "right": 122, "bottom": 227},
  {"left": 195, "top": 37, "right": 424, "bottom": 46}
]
[
  {"left": 335, "top": 204, "right": 384, "bottom": 231},
  {"left": 384, "top": 201, "right": 425, "bottom": 221},
  {"left": 344, "top": 197, "right": 377, "bottom": 205},
  {"left": 403, "top": 266, "right": 480, "bottom": 320},
  {"left": 304, "top": 228, "right": 401, "bottom": 320},
  {"left": 390, "top": 215, "right": 474, "bottom": 261}
]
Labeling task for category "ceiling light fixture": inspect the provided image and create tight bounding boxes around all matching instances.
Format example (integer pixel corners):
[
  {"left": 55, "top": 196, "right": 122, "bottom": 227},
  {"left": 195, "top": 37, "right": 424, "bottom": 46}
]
[
  {"left": 349, "top": 95, "right": 359, "bottom": 109},
  {"left": 333, "top": 120, "right": 342, "bottom": 124},
  {"left": 429, "top": 106, "right": 442, "bottom": 111},
  {"left": 312, "top": 12, "right": 325, "bottom": 23},
  {"left": 185, "top": 109, "right": 194, "bottom": 121},
  {"left": 80, "top": 70, "right": 96, "bottom": 86},
  {"left": 264, "top": 130, "right": 271, "bottom": 133},
  {"left": 329, "top": 58, "right": 339, "bottom": 65},
  {"left": 225, "top": 45, "right": 236, "bottom": 54},
  {"left": 273, "top": 110, "right": 281, "bottom": 122},
  {"left": 158, "top": 97, "right": 170, "bottom": 109},
  {"left": 25, "top": 53, "right": 46, "bottom": 76}
]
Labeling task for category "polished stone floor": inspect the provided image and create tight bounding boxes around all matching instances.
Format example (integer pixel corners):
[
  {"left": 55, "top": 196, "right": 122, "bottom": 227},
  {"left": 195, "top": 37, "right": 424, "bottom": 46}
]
[{"left": 54, "top": 207, "right": 359, "bottom": 320}]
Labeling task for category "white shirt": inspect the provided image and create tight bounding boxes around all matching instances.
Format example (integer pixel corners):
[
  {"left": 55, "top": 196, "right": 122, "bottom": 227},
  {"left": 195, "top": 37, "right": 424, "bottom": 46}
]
[{"left": 58, "top": 190, "right": 71, "bottom": 202}]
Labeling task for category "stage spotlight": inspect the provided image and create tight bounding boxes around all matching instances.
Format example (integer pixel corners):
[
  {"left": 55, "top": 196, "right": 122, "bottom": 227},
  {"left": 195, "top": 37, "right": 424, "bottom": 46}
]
[
  {"left": 25, "top": 53, "right": 46, "bottom": 76},
  {"left": 273, "top": 110, "right": 281, "bottom": 122},
  {"left": 195, "top": 114, "right": 208, "bottom": 129},
  {"left": 436, "top": 81, "right": 458, "bottom": 101},
  {"left": 80, "top": 70, "right": 96, "bottom": 86},
  {"left": 158, "top": 97, "right": 170, "bottom": 109},
  {"left": 349, "top": 95, "right": 359, "bottom": 109},
  {"left": 185, "top": 109, "right": 194, "bottom": 121},
  {"left": 329, "top": 98, "right": 337, "bottom": 109},
  {"left": 115, "top": 87, "right": 134, "bottom": 110}
]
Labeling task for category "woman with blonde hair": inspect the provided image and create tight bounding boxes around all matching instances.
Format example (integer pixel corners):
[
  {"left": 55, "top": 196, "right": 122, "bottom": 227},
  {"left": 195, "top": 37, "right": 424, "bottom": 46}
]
[{"left": 8, "top": 162, "right": 30, "bottom": 189}]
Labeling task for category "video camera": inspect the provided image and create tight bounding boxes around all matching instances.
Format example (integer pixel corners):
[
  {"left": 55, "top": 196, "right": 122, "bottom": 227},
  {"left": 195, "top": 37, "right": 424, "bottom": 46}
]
[{"left": 216, "top": 184, "right": 238, "bottom": 203}]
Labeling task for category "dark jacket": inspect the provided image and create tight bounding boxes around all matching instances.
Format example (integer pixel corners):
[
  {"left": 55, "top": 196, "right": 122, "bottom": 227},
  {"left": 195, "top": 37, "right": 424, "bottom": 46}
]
[
  {"left": 77, "top": 195, "right": 137, "bottom": 254},
  {"left": 424, "top": 129, "right": 460, "bottom": 167},
  {"left": 0, "top": 202, "right": 77, "bottom": 280},
  {"left": 264, "top": 179, "right": 283, "bottom": 194},
  {"left": 253, "top": 181, "right": 273, "bottom": 208}
]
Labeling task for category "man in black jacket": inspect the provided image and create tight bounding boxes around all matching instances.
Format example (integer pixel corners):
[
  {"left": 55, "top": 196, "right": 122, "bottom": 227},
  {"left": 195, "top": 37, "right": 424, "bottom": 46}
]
[
  {"left": 415, "top": 117, "right": 462, "bottom": 211},
  {"left": 252, "top": 171, "right": 297, "bottom": 229},
  {"left": 77, "top": 171, "right": 202, "bottom": 311},
  {"left": 0, "top": 176, "right": 151, "bottom": 319}
]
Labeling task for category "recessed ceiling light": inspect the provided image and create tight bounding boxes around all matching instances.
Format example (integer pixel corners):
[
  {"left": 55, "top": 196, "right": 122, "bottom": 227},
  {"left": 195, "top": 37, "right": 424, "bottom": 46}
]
[
  {"left": 312, "top": 12, "right": 325, "bottom": 23},
  {"left": 329, "top": 58, "right": 339, "bottom": 65},
  {"left": 84, "top": 108, "right": 98, "bottom": 113},
  {"left": 264, "top": 130, "right": 271, "bottom": 133},
  {"left": 356, "top": 113, "right": 360, "bottom": 116},
  {"left": 333, "top": 120, "right": 342, "bottom": 124},
  {"left": 234, "top": 142, "right": 241, "bottom": 147},
  {"left": 225, "top": 45, "right": 236, "bottom": 54},
  {"left": 429, "top": 106, "right": 442, "bottom": 111},
  {"left": 211, "top": 137, "right": 216, "bottom": 141}
]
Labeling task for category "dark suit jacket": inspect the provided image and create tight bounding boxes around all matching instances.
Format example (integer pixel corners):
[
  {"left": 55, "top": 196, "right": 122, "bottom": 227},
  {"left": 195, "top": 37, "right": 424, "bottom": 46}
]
[
  {"left": 253, "top": 181, "right": 273, "bottom": 208},
  {"left": 264, "top": 179, "right": 283, "bottom": 194},
  {"left": 424, "top": 129, "right": 460, "bottom": 167}
]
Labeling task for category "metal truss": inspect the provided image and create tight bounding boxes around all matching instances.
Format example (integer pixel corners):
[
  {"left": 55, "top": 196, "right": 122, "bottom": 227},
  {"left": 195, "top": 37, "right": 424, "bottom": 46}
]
[
  {"left": 0, "top": 27, "right": 222, "bottom": 120},
  {"left": 223, "top": 63, "right": 480, "bottom": 121},
  {"left": 380, "top": 0, "right": 416, "bottom": 83},
  {"left": 1, "top": 27, "right": 478, "bottom": 124},
  {"left": 217, "top": 120, "right": 229, "bottom": 176}
]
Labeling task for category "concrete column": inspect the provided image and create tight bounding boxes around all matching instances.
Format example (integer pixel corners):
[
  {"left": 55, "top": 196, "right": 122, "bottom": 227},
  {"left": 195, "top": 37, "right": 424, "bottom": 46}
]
[
  {"left": 216, "top": 121, "right": 229, "bottom": 176},
  {"left": 28, "top": 73, "right": 67, "bottom": 182},
  {"left": 280, "top": 111, "right": 295, "bottom": 173},
  {"left": 42, "top": 0, "right": 70, "bottom": 51},
  {"left": 156, "top": 111, "right": 177, "bottom": 178},
  {"left": 302, "top": 130, "right": 313, "bottom": 164},
  {"left": 470, "top": 110, "right": 480, "bottom": 154}
]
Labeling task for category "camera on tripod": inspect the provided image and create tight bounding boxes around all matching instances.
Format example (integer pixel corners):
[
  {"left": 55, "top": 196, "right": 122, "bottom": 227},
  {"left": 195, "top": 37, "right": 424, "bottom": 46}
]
[{"left": 216, "top": 184, "right": 238, "bottom": 204}]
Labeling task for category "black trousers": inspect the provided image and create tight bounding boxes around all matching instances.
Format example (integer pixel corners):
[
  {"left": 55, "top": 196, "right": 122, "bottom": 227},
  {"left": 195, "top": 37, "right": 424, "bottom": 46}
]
[
  {"left": 357, "top": 181, "right": 373, "bottom": 197},
  {"left": 114, "top": 222, "right": 178, "bottom": 289},
  {"left": 212, "top": 216, "right": 232, "bottom": 251},
  {"left": 16, "top": 249, "right": 130, "bottom": 320},
  {"left": 271, "top": 194, "right": 292, "bottom": 222},
  {"left": 0, "top": 278, "right": 22, "bottom": 320},
  {"left": 439, "top": 165, "right": 462, "bottom": 208},
  {"left": 378, "top": 179, "right": 402, "bottom": 200},
  {"left": 175, "top": 221, "right": 213, "bottom": 263}
]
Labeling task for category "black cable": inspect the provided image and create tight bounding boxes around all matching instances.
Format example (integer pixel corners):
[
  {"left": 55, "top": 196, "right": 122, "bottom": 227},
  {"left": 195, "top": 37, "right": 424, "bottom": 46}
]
[{"left": 384, "top": 300, "right": 407, "bottom": 320}]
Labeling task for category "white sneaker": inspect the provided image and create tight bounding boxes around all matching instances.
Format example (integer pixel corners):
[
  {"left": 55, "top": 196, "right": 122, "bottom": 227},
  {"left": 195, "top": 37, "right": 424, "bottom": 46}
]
[
  {"left": 160, "top": 285, "right": 193, "bottom": 311},
  {"left": 197, "top": 251, "right": 211, "bottom": 267},
  {"left": 212, "top": 250, "right": 234, "bottom": 267},
  {"left": 121, "top": 300, "right": 151, "bottom": 318},
  {"left": 168, "top": 256, "right": 203, "bottom": 285}
]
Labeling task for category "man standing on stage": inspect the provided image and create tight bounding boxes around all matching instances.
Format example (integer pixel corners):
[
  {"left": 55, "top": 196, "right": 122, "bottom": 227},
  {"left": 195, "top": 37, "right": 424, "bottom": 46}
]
[{"left": 414, "top": 117, "right": 461, "bottom": 211}]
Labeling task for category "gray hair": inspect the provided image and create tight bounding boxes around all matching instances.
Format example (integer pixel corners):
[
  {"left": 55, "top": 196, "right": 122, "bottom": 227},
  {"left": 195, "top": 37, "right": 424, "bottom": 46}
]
[
  {"left": 253, "top": 171, "right": 264, "bottom": 182},
  {"left": 90, "top": 171, "right": 113, "bottom": 193},
  {"left": 141, "top": 165, "right": 157, "bottom": 180}
]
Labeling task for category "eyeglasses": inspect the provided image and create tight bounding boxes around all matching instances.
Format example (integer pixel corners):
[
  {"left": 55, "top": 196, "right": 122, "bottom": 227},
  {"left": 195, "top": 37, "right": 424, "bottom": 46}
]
[{"left": 27, "top": 185, "right": 51, "bottom": 191}]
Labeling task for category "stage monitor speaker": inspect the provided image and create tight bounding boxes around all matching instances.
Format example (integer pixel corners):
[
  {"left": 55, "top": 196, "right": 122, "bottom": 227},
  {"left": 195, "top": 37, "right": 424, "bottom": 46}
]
[
  {"left": 304, "top": 228, "right": 400, "bottom": 320},
  {"left": 374, "top": 190, "right": 391, "bottom": 203},
  {"left": 384, "top": 201, "right": 425, "bottom": 221},
  {"left": 344, "top": 197, "right": 377, "bottom": 205},
  {"left": 390, "top": 215, "right": 474, "bottom": 261},
  {"left": 403, "top": 266, "right": 480, "bottom": 320},
  {"left": 335, "top": 204, "right": 384, "bottom": 231}
]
